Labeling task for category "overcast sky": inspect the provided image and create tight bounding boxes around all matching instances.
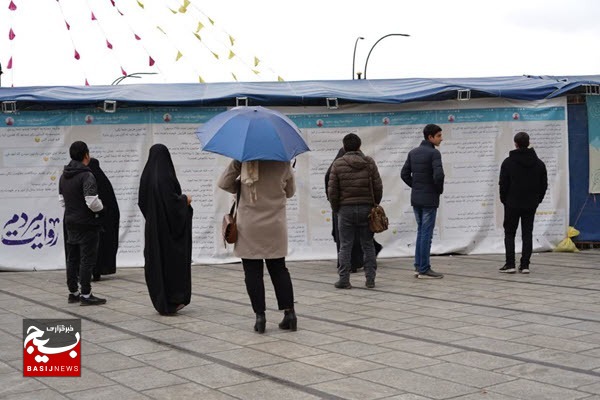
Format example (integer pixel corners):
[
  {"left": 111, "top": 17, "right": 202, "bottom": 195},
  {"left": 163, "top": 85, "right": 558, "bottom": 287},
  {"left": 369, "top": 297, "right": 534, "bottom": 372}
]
[{"left": 1, "top": 0, "right": 599, "bottom": 87}]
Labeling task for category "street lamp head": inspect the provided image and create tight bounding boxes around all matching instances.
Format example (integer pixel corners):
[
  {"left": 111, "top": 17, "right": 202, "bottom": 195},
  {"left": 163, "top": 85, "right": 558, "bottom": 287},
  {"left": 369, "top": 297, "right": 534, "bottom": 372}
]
[
  {"left": 352, "top": 36, "right": 366, "bottom": 80},
  {"left": 363, "top": 33, "right": 411, "bottom": 79}
]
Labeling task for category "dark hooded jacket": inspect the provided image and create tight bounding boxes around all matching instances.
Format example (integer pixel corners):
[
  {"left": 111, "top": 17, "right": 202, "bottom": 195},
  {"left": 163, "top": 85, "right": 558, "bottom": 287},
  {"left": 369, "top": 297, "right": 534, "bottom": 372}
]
[
  {"left": 499, "top": 147, "right": 547, "bottom": 209},
  {"left": 59, "top": 160, "right": 101, "bottom": 228},
  {"left": 327, "top": 150, "right": 383, "bottom": 212},
  {"left": 401, "top": 140, "right": 445, "bottom": 208}
]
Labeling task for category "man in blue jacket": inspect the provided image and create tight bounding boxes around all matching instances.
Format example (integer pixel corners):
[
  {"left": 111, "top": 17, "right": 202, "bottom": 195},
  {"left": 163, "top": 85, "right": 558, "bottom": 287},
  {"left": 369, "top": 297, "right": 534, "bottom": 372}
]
[
  {"left": 401, "top": 124, "right": 445, "bottom": 279},
  {"left": 499, "top": 132, "right": 547, "bottom": 274}
]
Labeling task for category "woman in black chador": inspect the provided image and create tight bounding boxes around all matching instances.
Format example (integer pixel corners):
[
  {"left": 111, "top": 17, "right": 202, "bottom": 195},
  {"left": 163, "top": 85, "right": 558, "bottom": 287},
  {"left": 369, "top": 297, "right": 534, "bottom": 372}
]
[
  {"left": 88, "top": 158, "right": 120, "bottom": 281},
  {"left": 138, "top": 144, "right": 193, "bottom": 315}
]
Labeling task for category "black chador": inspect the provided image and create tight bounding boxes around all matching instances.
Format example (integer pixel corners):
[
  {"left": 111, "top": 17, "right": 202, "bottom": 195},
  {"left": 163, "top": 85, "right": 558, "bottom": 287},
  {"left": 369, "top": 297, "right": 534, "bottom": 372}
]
[
  {"left": 88, "top": 158, "right": 120, "bottom": 279},
  {"left": 138, "top": 144, "right": 193, "bottom": 315}
]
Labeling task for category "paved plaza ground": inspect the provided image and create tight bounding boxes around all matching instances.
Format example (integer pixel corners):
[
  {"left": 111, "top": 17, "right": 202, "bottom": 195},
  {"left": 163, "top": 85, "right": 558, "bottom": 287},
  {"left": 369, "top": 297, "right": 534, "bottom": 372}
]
[{"left": 1, "top": 250, "right": 600, "bottom": 399}]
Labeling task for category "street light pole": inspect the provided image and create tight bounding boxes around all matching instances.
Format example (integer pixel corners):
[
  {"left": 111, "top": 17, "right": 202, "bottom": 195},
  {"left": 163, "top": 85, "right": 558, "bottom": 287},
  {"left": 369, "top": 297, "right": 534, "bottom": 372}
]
[
  {"left": 352, "top": 36, "right": 364, "bottom": 80},
  {"left": 363, "top": 33, "right": 410, "bottom": 80}
]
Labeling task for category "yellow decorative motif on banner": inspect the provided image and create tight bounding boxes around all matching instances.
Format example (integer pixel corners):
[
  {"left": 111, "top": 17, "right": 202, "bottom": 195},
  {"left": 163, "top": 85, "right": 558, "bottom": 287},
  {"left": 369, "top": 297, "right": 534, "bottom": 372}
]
[{"left": 176, "top": 51, "right": 183, "bottom": 61}]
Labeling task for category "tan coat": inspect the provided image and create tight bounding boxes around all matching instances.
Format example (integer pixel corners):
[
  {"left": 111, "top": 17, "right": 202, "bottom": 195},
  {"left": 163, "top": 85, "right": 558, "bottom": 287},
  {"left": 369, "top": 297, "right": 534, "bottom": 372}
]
[{"left": 217, "top": 160, "right": 295, "bottom": 259}]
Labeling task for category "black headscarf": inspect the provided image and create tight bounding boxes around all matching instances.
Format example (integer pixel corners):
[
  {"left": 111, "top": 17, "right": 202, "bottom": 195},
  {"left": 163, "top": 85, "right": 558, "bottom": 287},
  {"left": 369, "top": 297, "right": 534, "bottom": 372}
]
[{"left": 138, "top": 144, "right": 193, "bottom": 315}]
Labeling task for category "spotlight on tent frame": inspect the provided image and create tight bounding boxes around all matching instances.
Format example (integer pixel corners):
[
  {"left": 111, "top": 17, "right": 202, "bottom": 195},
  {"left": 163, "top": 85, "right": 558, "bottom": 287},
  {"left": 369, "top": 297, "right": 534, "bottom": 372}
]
[
  {"left": 236, "top": 97, "right": 248, "bottom": 107},
  {"left": 103, "top": 100, "right": 117, "bottom": 113},
  {"left": 326, "top": 97, "right": 339, "bottom": 110},
  {"left": 457, "top": 89, "right": 471, "bottom": 101},
  {"left": 1, "top": 101, "right": 17, "bottom": 114}
]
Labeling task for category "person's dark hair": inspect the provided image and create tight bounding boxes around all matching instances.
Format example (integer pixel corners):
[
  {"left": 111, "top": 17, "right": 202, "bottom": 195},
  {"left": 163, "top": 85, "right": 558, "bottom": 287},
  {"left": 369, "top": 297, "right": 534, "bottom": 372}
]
[
  {"left": 69, "top": 141, "right": 89, "bottom": 162},
  {"left": 514, "top": 132, "right": 530, "bottom": 149},
  {"left": 342, "top": 133, "right": 361, "bottom": 152},
  {"left": 423, "top": 124, "right": 442, "bottom": 140}
]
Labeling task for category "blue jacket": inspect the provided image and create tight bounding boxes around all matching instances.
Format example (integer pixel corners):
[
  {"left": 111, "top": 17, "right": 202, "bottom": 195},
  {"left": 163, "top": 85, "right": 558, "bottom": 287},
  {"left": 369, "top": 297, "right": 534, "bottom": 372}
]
[{"left": 400, "top": 140, "right": 445, "bottom": 208}]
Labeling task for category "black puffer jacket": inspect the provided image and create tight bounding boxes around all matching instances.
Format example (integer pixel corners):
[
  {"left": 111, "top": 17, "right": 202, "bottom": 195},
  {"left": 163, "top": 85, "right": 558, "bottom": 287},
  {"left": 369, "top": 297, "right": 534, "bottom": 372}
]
[
  {"left": 401, "top": 140, "right": 445, "bottom": 208},
  {"left": 59, "top": 160, "right": 101, "bottom": 228},
  {"left": 499, "top": 147, "right": 547, "bottom": 209},
  {"left": 327, "top": 151, "right": 383, "bottom": 212}
]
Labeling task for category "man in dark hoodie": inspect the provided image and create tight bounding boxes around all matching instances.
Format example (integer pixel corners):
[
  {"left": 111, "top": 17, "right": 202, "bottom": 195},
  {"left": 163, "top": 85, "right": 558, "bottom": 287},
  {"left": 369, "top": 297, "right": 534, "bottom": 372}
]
[
  {"left": 401, "top": 124, "right": 445, "bottom": 279},
  {"left": 499, "top": 132, "right": 548, "bottom": 274},
  {"left": 59, "top": 141, "right": 107, "bottom": 306},
  {"left": 328, "top": 134, "right": 383, "bottom": 289}
]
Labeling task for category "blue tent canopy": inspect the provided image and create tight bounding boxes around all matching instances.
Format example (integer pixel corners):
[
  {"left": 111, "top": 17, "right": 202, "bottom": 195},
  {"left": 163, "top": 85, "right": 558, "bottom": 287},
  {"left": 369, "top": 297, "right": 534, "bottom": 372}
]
[{"left": 1, "top": 75, "right": 599, "bottom": 108}]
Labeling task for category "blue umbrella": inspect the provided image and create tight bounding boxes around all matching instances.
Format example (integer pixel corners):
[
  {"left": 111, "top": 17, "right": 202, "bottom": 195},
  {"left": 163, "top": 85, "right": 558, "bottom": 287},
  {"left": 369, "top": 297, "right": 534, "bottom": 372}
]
[{"left": 196, "top": 106, "right": 310, "bottom": 162}]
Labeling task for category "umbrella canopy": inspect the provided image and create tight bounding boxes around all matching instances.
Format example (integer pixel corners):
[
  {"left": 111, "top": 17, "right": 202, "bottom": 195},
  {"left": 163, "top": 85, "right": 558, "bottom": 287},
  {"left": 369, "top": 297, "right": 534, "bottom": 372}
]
[{"left": 196, "top": 106, "right": 310, "bottom": 162}]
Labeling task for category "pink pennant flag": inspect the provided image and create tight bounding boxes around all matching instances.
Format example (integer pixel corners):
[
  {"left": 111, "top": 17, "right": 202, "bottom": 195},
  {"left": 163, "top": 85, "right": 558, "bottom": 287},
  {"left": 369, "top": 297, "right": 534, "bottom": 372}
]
[
  {"left": 149, "top": 56, "right": 155, "bottom": 66},
  {"left": 85, "top": 79, "right": 90, "bottom": 86},
  {"left": 8, "top": 1, "right": 16, "bottom": 11},
  {"left": 7, "top": 57, "right": 13, "bottom": 69},
  {"left": 121, "top": 67, "right": 127, "bottom": 76},
  {"left": 65, "top": 21, "right": 70, "bottom": 30},
  {"left": 134, "top": 34, "right": 141, "bottom": 40},
  {"left": 9, "top": 28, "right": 15, "bottom": 40},
  {"left": 74, "top": 50, "right": 80, "bottom": 60},
  {"left": 106, "top": 40, "right": 113, "bottom": 49},
  {"left": 91, "top": 12, "right": 96, "bottom": 21},
  {"left": 110, "top": 0, "right": 115, "bottom": 6}
]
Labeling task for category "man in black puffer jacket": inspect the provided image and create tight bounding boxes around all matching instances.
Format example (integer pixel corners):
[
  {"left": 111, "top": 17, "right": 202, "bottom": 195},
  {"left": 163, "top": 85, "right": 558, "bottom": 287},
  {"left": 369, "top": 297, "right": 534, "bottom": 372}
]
[
  {"left": 328, "top": 133, "right": 383, "bottom": 289},
  {"left": 59, "top": 141, "right": 107, "bottom": 306},
  {"left": 499, "top": 132, "right": 547, "bottom": 274},
  {"left": 401, "top": 124, "right": 445, "bottom": 279}
]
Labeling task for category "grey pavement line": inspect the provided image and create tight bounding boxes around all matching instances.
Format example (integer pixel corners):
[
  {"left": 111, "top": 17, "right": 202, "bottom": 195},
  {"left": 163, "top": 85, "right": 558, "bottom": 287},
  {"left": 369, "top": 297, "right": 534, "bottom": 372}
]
[
  {"left": 0, "top": 288, "right": 349, "bottom": 400},
  {"left": 109, "top": 277, "right": 600, "bottom": 379},
  {"left": 449, "top": 253, "right": 600, "bottom": 269}
]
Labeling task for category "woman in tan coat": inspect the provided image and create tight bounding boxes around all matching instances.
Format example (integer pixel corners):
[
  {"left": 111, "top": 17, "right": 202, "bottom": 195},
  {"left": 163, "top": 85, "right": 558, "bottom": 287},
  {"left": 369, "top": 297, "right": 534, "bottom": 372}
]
[{"left": 218, "top": 160, "right": 296, "bottom": 333}]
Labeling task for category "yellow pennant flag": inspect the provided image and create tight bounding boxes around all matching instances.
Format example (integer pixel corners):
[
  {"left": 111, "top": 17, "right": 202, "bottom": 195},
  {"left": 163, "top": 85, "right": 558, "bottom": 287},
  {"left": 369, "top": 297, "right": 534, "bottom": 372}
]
[
  {"left": 231, "top": 72, "right": 238, "bottom": 81},
  {"left": 178, "top": 5, "right": 188, "bottom": 12},
  {"left": 229, "top": 35, "right": 235, "bottom": 46},
  {"left": 157, "top": 26, "right": 166, "bottom": 35},
  {"left": 277, "top": 76, "right": 284, "bottom": 82},
  {"left": 211, "top": 51, "right": 219, "bottom": 59},
  {"left": 208, "top": 17, "right": 215, "bottom": 25},
  {"left": 228, "top": 50, "right": 235, "bottom": 59},
  {"left": 254, "top": 57, "right": 260, "bottom": 67},
  {"left": 136, "top": 0, "right": 144, "bottom": 9},
  {"left": 168, "top": 8, "right": 177, "bottom": 14},
  {"left": 176, "top": 51, "right": 183, "bottom": 61},
  {"left": 252, "top": 69, "right": 260, "bottom": 75},
  {"left": 198, "top": 75, "right": 205, "bottom": 83},
  {"left": 193, "top": 33, "right": 201, "bottom": 41},
  {"left": 196, "top": 22, "right": 204, "bottom": 32}
]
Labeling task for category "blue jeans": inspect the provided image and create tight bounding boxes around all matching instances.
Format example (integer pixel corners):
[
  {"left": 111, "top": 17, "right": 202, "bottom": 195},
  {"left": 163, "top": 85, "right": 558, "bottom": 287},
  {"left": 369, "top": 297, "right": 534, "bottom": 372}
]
[
  {"left": 337, "top": 205, "right": 376, "bottom": 283},
  {"left": 413, "top": 207, "right": 437, "bottom": 274}
]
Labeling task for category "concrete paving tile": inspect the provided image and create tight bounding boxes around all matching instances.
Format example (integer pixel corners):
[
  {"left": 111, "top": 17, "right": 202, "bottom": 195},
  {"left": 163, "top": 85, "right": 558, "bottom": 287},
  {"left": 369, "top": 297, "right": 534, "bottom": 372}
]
[
  {"left": 488, "top": 379, "right": 589, "bottom": 400},
  {"left": 400, "top": 326, "right": 474, "bottom": 342},
  {"left": 298, "top": 353, "right": 383, "bottom": 374},
  {"left": 0, "top": 372, "right": 50, "bottom": 397},
  {"left": 65, "top": 384, "right": 151, "bottom": 400},
  {"left": 103, "top": 365, "right": 188, "bottom": 391},
  {"left": 221, "top": 379, "right": 321, "bottom": 400},
  {"left": 83, "top": 327, "right": 135, "bottom": 344},
  {"left": 100, "top": 337, "right": 169, "bottom": 356},
  {"left": 318, "top": 340, "right": 390, "bottom": 357},
  {"left": 171, "top": 320, "right": 236, "bottom": 334},
  {"left": 507, "top": 323, "right": 593, "bottom": 339},
  {"left": 255, "top": 361, "right": 344, "bottom": 385},
  {"left": 401, "top": 315, "right": 471, "bottom": 329},
  {"left": 209, "top": 348, "right": 288, "bottom": 368},
  {"left": 310, "top": 377, "right": 402, "bottom": 399},
  {"left": 383, "top": 395, "right": 432, "bottom": 400},
  {"left": 269, "top": 329, "right": 344, "bottom": 347},
  {"left": 350, "top": 317, "right": 418, "bottom": 331},
  {"left": 439, "top": 351, "right": 523, "bottom": 370},
  {"left": 364, "top": 350, "right": 442, "bottom": 369},
  {"left": 250, "top": 340, "right": 327, "bottom": 359},
  {"left": 516, "top": 348, "right": 600, "bottom": 370},
  {"left": 177, "top": 336, "right": 242, "bottom": 354},
  {"left": 414, "top": 362, "right": 515, "bottom": 388},
  {"left": 203, "top": 328, "right": 281, "bottom": 346},
  {"left": 512, "top": 334, "right": 599, "bottom": 353},
  {"left": 356, "top": 367, "right": 478, "bottom": 399},
  {"left": 451, "top": 337, "right": 540, "bottom": 355},
  {"left": 3, "top": 389, "right": 69, "bottom": 400},
  {"left": 144, "top": 383, "right": 237, "bottom": 399},
  {"left": 329, "top": 328, "right": 401, "bottom": 344},
  {"left": 173, "top": 363, "right": 259, "bottom": 388},
  {"left": 450, "top": 392, "right": 524, "bottom": 399},
  {"left": 381, "top": 338, "right": 463, "bottom": 357},
  {"left": 132, "top": 349, "right": 212, "bottom": 371},
  {"left": 83, "top": 351, "right": 145, "bottom": 372},
  {"left": 497, "top": 363, "right": 599, "bottom": 389},
  {"left": 37, "top": 369, "right": 115, "bottom": 393}
]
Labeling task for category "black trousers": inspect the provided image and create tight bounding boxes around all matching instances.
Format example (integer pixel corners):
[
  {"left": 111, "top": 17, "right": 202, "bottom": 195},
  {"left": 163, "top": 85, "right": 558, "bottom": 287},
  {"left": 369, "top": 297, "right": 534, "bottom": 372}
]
[
  {"left": 66, "top": 228, "right": 99, "bottom": 295},
  {"left": 242, "top": 258, "right": 294, "bottom": 314},
  {"left": 503, "top": 206, "right": 536, "bottom": 267}
]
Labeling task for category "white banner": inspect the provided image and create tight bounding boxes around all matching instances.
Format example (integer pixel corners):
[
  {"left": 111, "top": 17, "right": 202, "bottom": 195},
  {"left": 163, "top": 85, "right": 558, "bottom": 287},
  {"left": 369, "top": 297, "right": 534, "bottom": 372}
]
[{"left": 0, "top": 98, "right": 568, "bottom": 270}]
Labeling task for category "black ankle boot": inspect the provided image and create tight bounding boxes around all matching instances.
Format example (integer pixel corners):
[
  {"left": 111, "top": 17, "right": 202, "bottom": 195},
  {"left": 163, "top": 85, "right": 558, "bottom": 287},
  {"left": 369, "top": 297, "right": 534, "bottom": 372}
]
[
  {"left": 254, "top": 313, "right": 266, "bottom": 334},
  {"left": 278, "top": 309, "right": 297, "bottom": 331}
]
